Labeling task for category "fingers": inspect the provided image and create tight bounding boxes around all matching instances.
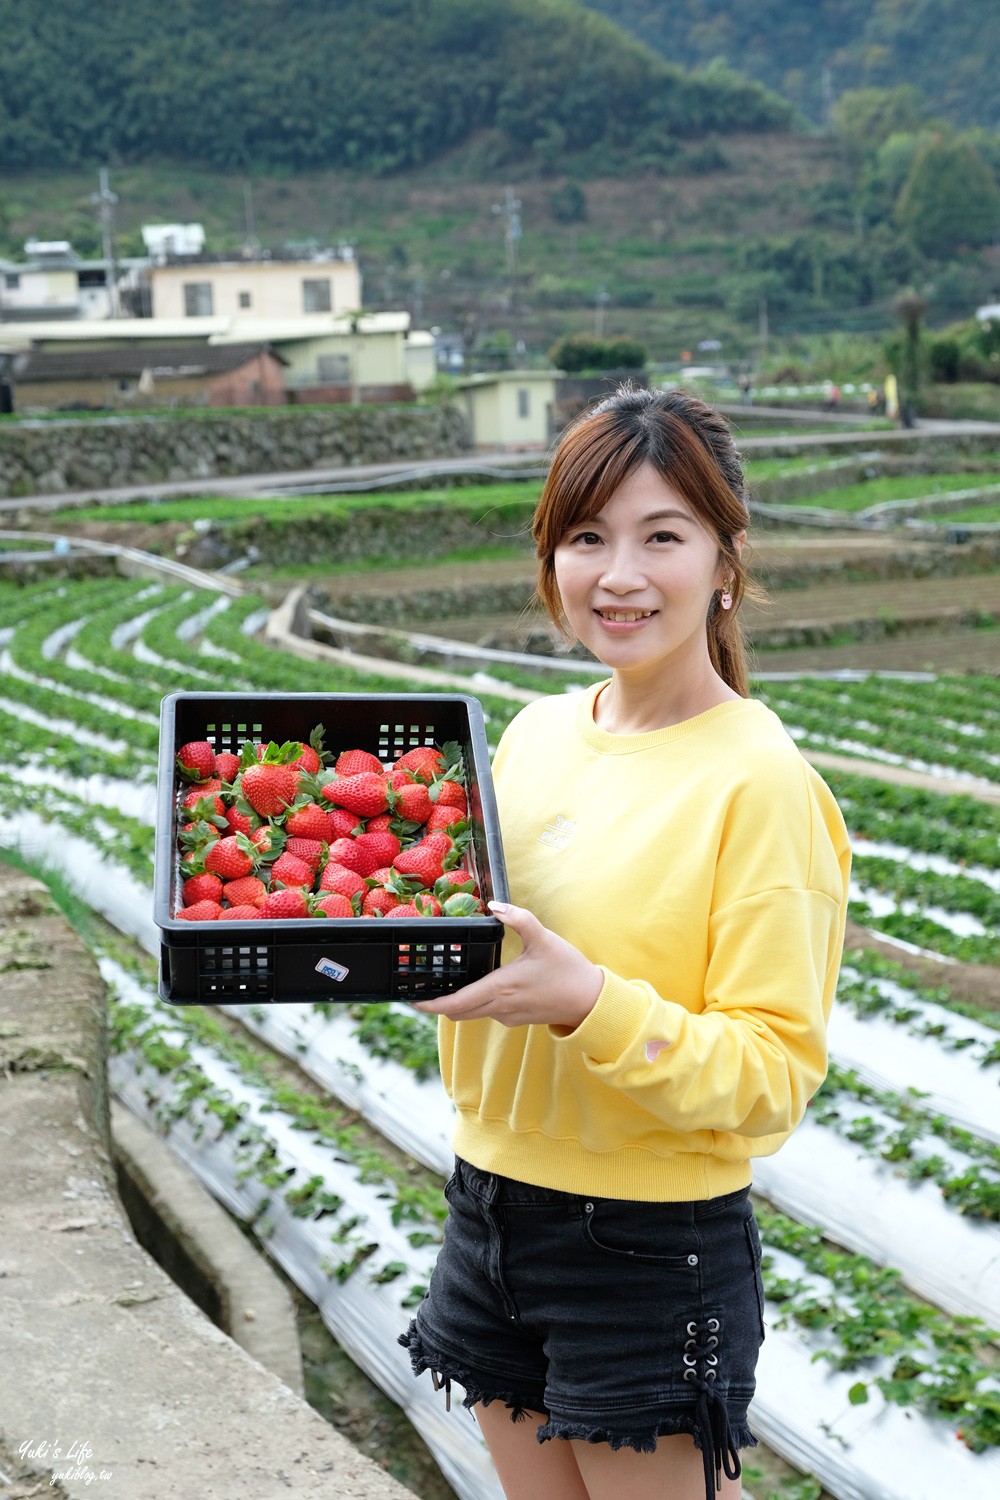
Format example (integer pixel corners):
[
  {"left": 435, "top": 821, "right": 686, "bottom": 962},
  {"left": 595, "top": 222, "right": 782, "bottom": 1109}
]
[
  {"left": 487, "top": 900, "right": 540, "bottom": 944},
  {"left": 411, "top": 979, "right": 500, "bottom": 1019}
]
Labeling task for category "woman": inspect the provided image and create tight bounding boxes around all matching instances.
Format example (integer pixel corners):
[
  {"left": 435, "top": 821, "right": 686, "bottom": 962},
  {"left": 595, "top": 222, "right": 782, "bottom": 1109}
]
[{"left": 400, "top": 385, "right": 851, "bottom": 1500}]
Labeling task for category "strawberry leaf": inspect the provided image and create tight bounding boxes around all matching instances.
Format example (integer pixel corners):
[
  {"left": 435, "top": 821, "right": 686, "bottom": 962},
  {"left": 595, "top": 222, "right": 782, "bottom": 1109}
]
[{"left": 442, "top": 893, "right": 485, "bottom": 917}]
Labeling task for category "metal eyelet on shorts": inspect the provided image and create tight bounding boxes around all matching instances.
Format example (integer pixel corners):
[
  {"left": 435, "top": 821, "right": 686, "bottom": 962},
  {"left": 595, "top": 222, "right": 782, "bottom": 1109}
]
[{"left": 681, "top": 1316, "right": 739, "bottom": 1489}]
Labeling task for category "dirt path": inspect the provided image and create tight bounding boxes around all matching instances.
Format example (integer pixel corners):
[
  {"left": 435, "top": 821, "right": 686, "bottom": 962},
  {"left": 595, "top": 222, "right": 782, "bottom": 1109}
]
[
  {"left": 842, "top": 920, "right": 1000, "bottom": 1007},
  {"left": 800, "top": 749, "right": 1000, "bottom": 805}
]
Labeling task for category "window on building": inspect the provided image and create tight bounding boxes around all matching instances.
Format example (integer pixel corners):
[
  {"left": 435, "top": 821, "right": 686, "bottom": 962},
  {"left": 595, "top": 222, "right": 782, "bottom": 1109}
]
[
  {"left": 183, "top": 282, "right": 214, "bottom": 317},
  {"left": 238, "top": 290, "right": 252, "bottom": 309},
  {"left": 302, "top": 277, "right": 332, "bottom": 313},
  {"left": 317, "top": 354, "right": 350, "bottom": 383},
  {"left": 517, "top": 386, "right": 530, "bottom": 419},
  {"left": 4, "top": 273, "right": 20, "bottom": 290}
]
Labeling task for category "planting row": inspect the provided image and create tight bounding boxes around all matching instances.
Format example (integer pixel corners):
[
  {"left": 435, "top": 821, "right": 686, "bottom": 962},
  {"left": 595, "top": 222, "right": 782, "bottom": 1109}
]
[
  {"left": 101, "top": 950, "right": 1000, "bottom": 1499},
  {"left": 5, "top": 574, "right": 999, "bottom": 971},
  {"left": 757, "top": 677, "right": 1000, "bottom": 785}
]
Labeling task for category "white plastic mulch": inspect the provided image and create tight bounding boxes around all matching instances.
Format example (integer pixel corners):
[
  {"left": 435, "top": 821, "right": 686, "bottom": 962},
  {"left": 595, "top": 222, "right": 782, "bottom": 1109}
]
[{"left": 1, "top": 833, "right": 998, "bottom": 1498}]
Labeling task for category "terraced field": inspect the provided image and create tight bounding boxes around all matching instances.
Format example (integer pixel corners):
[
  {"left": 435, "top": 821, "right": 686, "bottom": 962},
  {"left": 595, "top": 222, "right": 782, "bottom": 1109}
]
[{"left": 1, "top": 559, "right": 998, "bottom": 1500}]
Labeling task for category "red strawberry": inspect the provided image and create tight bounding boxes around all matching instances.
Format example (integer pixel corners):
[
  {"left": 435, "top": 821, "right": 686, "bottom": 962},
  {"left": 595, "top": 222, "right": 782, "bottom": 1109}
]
[
  {"left": 240, "top": 743, "right": 301, "bottom": 817},
  {"left": 312, "top": 892, "right": 355, "bottom": 919},
  {"left": 213, "top": 750, "right": 241, "bottom": 783},
  {"left": 177, "top": 899, "right": 222, "bottom": 921},
  {"left": 285, "top": 802, "right": 334, "bottom": 842},
  {"left": 224, "top": 804, "right": 257, "bottom": 837},
  {"left": 323, "top": 771, "right": 388, "bottom": 817},
  {"left": 335, "top": 747, "right": 384, "bottom": 777},
  {"left": 178, "top": 818, "right": 223, "bottom": 858},
  {"left": 222, "top": 876, "right": 267, "bottom": 908},
  {"left": 284, "top": 836, "right": 325, "bottom": 871},
  {"left": 365, "top": 812, "right": 393, "bottom": 833},
  {"left": 394, "top": 894, "right": 442, "bottom": 918},
  {"left": 421, "top": 832, "right": 456, "bottom": 858},
  {"left": 258, "top": 887, "right": 309, "bottom": 920},
  {"left": 434, "top": 871, "right": 479, "bottom": 902},
  {"left": 222, "top": 904, "right": 262, "bottom": 921},
  {"left": 354, "top": 829, "right": 401, "bottom": 874},
  {"left": 289, "top": 742, "right": 322, "bottom": 774},
  {"left": 388, "top": 780, "right": 434, "bottom": 825},
  {"left": 431, "top": 778, "right": 467, "bottom": 813},
  {"left": 250, "top": 824, "right": 286, "bottom": 857},
  {"left": 393, "top": 746, "right": 445, "bottom": 781},
  {"left": 426, "top": 804, "right": 466, "bottom": 833},
  {"left": 289, "top": 727, "right": 327, "bottom": 775},
  {"left": 182, "top": 872, "right": 224, "bottom": 907},
  {"left": 392, "top": 840, "right": 446, "bottom": 888},
  {"left": 327, "top": 807, "right": 365, "bottom": 840},
  {"left": 269, "top": 852, "right": 315, "bottom": 889},
  {"left": 176, "top": 740, "right": 217, "bottom": 782},
  {"left": 361, "top": 884, "right": 400, "bottom": 917},
  {"left": 181, "top": 787, "right": 226, "bottom": 820},
  {"left": 327, "top": 837, "right": 369, "bottom": 875},
  {"left": 318, "top": 862, "right": 367, "bottom": 900},
  {"left": 204, "top": 834, "right": 256, "bottom": 881}
]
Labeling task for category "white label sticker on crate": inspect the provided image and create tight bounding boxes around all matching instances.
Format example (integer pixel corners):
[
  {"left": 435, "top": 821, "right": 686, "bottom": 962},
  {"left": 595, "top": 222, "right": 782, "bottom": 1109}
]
[{"left": 315, "top": 957, "right": 350, "bottom": 983}]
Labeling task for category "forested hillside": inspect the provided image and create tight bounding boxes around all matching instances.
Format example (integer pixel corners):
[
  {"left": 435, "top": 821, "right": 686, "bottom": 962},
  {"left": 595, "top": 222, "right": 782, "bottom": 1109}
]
[
  {"left": 0, "top": 0, "right": 792, "bottom": 175},
  {"left": 587, "top": 0, "right": 1000, "bottom": 129}
]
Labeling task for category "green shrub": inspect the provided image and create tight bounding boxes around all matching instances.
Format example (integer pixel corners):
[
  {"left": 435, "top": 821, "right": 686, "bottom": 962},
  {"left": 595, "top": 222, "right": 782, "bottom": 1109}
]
[{"left": 548, "top": 333, "right": 648, "bottom": 372}]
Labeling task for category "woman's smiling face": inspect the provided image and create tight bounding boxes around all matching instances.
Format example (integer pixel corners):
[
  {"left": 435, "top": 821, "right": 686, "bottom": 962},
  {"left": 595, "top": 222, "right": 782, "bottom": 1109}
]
[{"left": 553, "top": 462, "right": 731, "bottom": 681}]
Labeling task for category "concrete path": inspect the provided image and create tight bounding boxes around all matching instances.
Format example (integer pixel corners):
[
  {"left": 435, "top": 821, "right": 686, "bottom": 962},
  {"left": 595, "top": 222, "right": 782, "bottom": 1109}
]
[{"left": 0, "top": 866, "right": 415, "bottom": 1500}]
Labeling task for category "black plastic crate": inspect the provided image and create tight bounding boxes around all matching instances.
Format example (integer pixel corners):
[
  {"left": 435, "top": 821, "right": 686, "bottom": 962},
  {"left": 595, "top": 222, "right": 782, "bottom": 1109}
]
[{"left": 154, "top": 692, "right": 509, "bottom": 1005}]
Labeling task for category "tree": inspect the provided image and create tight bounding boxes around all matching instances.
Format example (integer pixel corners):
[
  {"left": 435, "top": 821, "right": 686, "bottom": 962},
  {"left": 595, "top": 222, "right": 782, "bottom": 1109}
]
[
  {"left": 895, "top": 137, "right": 1000, "bottom": 257},
  {"left": 548, "top": 333, "right": 647, "bottom": 372},
  {"left": 830, "top": 86, "right": 927, "bottom": 168},
  {"left": 891, "top": 289, "right": 928, "bottom": 424}
]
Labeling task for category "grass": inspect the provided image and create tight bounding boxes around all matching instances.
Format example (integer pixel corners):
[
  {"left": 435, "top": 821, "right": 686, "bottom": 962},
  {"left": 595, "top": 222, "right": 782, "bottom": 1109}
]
[
  {"left": 775, "top": 472, "right": 1000, "bottom": 513},
  {"left": 43, "top": 482, "right": 543, "bottom": 528},
  {"left": 744, "top": 455, "right": 862, "bottom": 482},
  {"left": 945, "top": 503, "right": 1000, "bottom": 523},
  {"left": 244, "top": 541, "right": 534, "bottom": 583}
]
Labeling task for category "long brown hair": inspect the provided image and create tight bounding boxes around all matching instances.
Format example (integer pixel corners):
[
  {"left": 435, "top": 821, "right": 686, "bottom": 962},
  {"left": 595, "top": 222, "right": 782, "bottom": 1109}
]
[{"left": 533, "top": 385, "right": 755, "bottom": 696}]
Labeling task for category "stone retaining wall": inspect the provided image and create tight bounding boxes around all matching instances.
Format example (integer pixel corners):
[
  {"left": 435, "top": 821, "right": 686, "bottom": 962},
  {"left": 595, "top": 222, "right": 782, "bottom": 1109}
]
[{"left": 0, "top": 404, "right": 471, "bottom": 498}]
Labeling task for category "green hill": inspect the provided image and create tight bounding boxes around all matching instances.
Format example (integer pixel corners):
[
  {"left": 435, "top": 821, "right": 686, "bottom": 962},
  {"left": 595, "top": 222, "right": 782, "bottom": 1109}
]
[
  {"left": 586, "top": 0, "right": 1000, "bottom": 128},
  {"left": 0, "top": 0, "right": 792, "bottom": 176}
]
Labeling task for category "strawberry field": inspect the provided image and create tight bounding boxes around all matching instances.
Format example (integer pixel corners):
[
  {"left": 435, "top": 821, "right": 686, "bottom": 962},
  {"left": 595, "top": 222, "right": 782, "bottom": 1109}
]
[{"left": 3, "top": 562, "right": 999, "bottom": 1500}]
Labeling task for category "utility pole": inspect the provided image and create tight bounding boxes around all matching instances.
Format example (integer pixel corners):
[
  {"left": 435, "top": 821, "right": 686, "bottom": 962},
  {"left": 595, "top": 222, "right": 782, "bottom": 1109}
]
[
  {"left": 820, "top": 66, "right": 834, "bottom": 132},
  {"left": 492, "top": 186, "right": 522, "bottom": 324},
  {"left": 91, "top": 167, "right": 119, "bottom": 317},
  {"left": 243, "top": 180, "right": 260, "bottom": 253},
  {"left": 758, "top": 294, "right": 769, "bottom": 358},
  {"left": 594, "top": 287, "right": 610, "bottom": 337}
]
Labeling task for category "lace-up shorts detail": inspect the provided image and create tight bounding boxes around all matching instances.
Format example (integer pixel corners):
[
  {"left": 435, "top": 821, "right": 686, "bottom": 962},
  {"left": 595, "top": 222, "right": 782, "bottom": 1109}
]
[{"left": 398, "top": 1159, "right": 766, "bottom": 1500}]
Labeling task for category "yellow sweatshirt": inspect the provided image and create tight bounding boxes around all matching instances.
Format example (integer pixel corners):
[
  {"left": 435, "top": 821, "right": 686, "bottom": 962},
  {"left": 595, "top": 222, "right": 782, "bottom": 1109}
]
[{"left": 441, "top": 683, "right": 851, "bottom": 1202}]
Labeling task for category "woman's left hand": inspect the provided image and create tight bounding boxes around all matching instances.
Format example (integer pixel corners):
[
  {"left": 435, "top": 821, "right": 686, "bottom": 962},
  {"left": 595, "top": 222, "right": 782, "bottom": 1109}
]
[{"left": 411, "top": 901, "right": 604, "bottom": 1030}]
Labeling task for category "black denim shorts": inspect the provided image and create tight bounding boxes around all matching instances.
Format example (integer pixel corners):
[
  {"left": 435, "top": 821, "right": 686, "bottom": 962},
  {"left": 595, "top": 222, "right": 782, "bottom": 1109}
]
[{"left": 399, "top": 1158, "right": 765, "bottom": 1499}]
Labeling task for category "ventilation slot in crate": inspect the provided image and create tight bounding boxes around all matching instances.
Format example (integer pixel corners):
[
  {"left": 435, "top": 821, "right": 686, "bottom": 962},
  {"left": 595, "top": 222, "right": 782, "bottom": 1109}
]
[
  {"left": 393, "top": 941, "right": 469, "bottom": 997},
  {"left": 199, "top": 944, "right": 274, "bottom": 999}
]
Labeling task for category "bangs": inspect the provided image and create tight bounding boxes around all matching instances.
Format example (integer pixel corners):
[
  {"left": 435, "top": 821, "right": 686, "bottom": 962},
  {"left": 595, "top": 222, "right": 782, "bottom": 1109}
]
[{"left": 532, "top": 411, "right": 647, "bottom": 557}]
